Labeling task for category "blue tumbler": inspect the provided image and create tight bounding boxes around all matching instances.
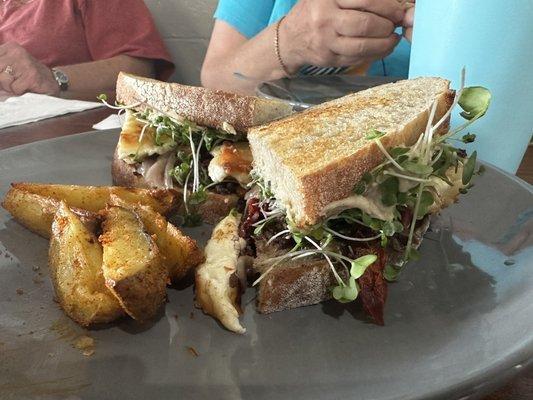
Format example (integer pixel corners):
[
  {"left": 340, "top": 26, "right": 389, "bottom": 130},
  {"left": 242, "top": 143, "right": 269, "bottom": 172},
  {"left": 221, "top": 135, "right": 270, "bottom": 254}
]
[{"left": 408, "top": 0, "right": 533, "bottom": 174}]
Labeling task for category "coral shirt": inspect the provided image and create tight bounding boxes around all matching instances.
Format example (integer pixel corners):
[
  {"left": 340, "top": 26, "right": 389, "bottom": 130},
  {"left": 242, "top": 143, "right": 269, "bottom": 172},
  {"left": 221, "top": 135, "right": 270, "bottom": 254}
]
[{"left": 0, "top": 0, "right": 174, "bottom": 80}]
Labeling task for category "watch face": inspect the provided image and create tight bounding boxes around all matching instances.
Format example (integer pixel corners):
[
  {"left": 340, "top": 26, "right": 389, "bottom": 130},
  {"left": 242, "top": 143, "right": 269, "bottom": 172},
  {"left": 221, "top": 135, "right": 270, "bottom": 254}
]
[
  {"left": 55, "top": 70, "right": 68, "bottom": 84},
  {"left": 53, "top": 69, "right": 69, "bottom": 90}
]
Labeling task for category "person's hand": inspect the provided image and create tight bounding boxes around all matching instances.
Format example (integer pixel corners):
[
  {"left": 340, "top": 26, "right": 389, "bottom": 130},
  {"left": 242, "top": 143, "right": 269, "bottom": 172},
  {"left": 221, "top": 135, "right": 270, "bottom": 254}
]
[
  {"left": 280, "top": 0, "right": 405, "bottom": 73},
  {"left": 402, "top": 4, "right": 415, "bottom": 43},
  {"left": 0, "top": 42, "right": 59, "bottom": 97},
  {"left": 0, "top": 90, "right": 11, "bottom": 101}
]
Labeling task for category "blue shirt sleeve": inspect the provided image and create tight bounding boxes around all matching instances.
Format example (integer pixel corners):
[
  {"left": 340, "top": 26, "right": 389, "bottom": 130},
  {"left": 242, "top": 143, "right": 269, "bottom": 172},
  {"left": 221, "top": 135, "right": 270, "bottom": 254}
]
[{"left": 214, "top": 0, "right": 275, "bottom": 39}]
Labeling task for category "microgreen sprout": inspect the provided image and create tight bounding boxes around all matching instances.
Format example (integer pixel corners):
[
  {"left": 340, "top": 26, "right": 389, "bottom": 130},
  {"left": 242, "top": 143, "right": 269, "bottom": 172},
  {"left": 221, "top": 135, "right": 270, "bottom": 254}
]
[
  {"left": 251, "top": 70, "right": 490, "bottom": 300},
  {"left": 332, "top": 254, "right": 377, "bottom": 303},
  {"left": 100, "top": 96, "right": 248, "bottom": 224}
]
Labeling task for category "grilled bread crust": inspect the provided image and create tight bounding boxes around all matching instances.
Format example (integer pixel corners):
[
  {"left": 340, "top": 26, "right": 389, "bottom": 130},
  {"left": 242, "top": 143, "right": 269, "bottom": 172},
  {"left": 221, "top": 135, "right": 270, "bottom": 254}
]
[
  {"left": 111, "top": 150, "right": 238, "bottom": 225},
  {"left": 254, "top": 218, "right": 430, "bottom": 314},
  {"left": 116, "top": 73, "right": 293, "bottom": 132},
  {"left": 248, "top": 77, "right": 455, "bottom": 228},
  {"left": 253, "top": 238, "right": 348, "bottom": 313},
  {"left": 256, "top": 258, "right": 349, "bottom": 314}
]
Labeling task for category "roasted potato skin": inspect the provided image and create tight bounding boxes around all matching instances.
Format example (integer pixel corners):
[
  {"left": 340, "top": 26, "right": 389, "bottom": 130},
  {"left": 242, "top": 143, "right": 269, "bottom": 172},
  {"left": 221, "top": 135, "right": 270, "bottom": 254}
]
[
  {"left": 165, "top": 222, "right": 205, "bottom": 282},
  {"left": 99, "top": 206, "right": 167, "bottom": 321},
  {"left": 11, "top": 182, "right": 178, "bottom": 215},
  {"left": 48, "top": 202, "right": 123, "bottom": 326},
  {"left": 2, "top": 187, "right": 98, "bottom": 239},
  {"left": 107, "top": 195, "right": 204, "bottom": 283}
]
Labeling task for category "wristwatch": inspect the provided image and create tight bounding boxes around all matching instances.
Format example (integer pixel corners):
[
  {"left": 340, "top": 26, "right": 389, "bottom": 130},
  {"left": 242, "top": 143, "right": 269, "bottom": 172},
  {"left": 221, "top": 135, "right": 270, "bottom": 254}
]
[{"left": 51, "top": 68, "right": 69, "bottom": 91}]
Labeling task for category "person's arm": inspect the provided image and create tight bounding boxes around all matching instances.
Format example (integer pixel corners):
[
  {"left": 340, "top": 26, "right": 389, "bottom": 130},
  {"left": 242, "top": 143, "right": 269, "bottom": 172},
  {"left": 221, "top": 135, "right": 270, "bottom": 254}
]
[
  {"left": 0, "top": 41, "right": 153, "bottom": 101},
  {"left": 202, "top": 0, "right": 405, "bottom": 94},
  {"left": 201, "top": 20, "right": 286, "bottom": 94},
  {"left": 58, "top": 55, "right": 154, "bottom": 100}
]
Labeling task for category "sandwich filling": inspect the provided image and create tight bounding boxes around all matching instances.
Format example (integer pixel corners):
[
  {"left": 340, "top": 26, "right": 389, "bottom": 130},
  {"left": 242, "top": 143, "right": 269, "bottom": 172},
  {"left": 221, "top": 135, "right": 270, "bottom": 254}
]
[
  {"left": 239, "top": 81, "right": 491, "bottom": 324},
  {"left": 103, "top": 96, "right": 254, "bottom": 224}
]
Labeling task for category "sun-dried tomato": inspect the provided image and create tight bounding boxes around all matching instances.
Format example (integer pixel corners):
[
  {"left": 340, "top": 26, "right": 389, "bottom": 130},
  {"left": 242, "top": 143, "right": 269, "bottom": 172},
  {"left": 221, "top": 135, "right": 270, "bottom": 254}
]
[
  {"left": 358, "top": 246, "right": 388, "bottom": 325},
  {"left": 238, "top": 197, "right": 261, "bottom": 239}
]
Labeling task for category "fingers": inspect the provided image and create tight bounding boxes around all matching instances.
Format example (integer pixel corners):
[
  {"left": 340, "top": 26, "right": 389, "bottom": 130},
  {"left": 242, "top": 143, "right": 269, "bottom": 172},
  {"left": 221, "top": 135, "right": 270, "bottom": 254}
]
[
  {"left": 10, "top": 68, "right": 55, "bottom": 96},
  {"left": 0, "top": 43, "right": 25, "bottom": 93},
  {"left": 336, "top": 0, "right": 405, "bottom": 24},
  {"left": 0, "top": 42, "right": 58, "bottom": 96},
  {"left": 330, "top": 33, "right": 401, "bottom": 60},
  {"left": 334, "top": 9, "right": 395, "bottom": 38},
  {"left": 403, "top": 27, "right": 413, "bottom": 43},
  {"left": 10, "top": 76, "right": 30, "bottom": 96},
  {"left": 403, "top": 6, "right": 415, "bottom": 27},
  {"left": 0, "top": 69, "right": 15, "bottom": 92}
]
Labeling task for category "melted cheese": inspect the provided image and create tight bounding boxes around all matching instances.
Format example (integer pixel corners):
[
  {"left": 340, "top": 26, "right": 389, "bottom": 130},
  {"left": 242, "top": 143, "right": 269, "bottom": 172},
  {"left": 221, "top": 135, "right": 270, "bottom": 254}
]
[
  {"left": 195, "top": 212, "right": 246, "bottom": 334},
  {"left": 116, "top": 111, "right": 173, "bottom": 164},
  {"left": 323, "top": 185, "right": 395, "bottom": 221},
  {"left": 324, "top": 165, "right": 465, "bottom": 222},
  {"left": 208, "top": 142, "right": 253, "bottom": 186},
  {"left": 428, "top": 165, "right": 464, "bottom": 213}
]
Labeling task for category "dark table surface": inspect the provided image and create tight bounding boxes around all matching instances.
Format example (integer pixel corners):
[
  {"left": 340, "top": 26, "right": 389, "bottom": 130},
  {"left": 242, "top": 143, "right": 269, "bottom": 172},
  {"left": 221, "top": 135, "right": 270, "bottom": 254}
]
[{"left": 0, "top": 109, "right": 531, "bottom": 400}]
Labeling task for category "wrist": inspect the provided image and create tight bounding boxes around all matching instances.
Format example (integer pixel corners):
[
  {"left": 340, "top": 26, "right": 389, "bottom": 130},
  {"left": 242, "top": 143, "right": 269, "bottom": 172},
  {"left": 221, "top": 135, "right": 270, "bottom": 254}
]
[
  {"left": 277, "top": 16, "right": 303, "bottom": 75},
  {"left": 51, "top": 67, "right": 69, "bottom": 95},
  {"left": 46, "top": 68, "right": 61, "bottom": 96}
]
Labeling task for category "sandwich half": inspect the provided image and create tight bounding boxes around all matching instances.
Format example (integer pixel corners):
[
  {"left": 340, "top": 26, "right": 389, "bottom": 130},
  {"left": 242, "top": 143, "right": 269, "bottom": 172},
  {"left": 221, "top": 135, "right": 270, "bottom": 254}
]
[
  {"left": 238, "top": 76, "right": 490, "bottom": 325},
  {"left": 109, "top": 73, "right": 293, "bottom": 224}
]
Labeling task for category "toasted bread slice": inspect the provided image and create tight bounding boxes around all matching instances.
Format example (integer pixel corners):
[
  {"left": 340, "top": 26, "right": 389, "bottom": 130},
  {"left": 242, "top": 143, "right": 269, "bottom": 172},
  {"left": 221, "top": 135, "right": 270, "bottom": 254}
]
[
  {"left": 248, "top": 77, "right": 454, "bottom": 228},
  {"left": 116, "top": 72, "right": 293, "bottom": 132},
  {"left": 255, "top": 254, "right": 348, "bottom": 314}
]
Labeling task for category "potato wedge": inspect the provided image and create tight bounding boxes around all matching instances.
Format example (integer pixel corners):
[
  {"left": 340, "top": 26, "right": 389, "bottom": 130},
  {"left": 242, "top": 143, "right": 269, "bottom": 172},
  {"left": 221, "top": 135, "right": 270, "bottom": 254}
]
[
  {"left": 2, "top": 187, "right": 98, "bottom": 239},
  {"left": 12, "top": 182, "right": 178, "bottom": 215},
  {"left": 165, "top": 223, "right": 205, "bottom": 282},
  {"left": 108, "top": 195, "right": 204, "bottom": 283},
  {"left": 99, "top": 205, "right": 167, "bottom": 321},
  {"left": 48, "top": 202, "right": 123, "bottom": 326},
  {"left": 195, "top": 211, "right": 246, "bottom": 334}
]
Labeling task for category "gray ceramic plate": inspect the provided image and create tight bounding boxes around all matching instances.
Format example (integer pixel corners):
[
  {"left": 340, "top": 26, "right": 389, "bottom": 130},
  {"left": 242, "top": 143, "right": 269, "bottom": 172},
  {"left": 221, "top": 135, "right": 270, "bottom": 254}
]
[{"left": 1, "top": 130, "right": 532, "bottom": 400}]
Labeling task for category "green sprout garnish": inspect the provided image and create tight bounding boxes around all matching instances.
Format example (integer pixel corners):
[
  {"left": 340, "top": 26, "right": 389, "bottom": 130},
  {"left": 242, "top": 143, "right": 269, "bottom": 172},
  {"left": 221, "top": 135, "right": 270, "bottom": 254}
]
[
  {"left": 100, "top": 97, "right": 248, "bottom": 225},
  {"left": 332, "top": 254, "right": 377, "bottom": 303},
  {"left": 461, "top": 133, "right": 476, "bottom": 143},
  {"left": 458, "top": 87, "right": 491, "bottom": 120},
  {"left": 252, "top": 71, "right": 491, "bottom": 304},
  {"left": 462, "top": 150, "right": 477, "bottom": 185},
  {"left": 365, "top": 129, "right": 386, "bottom": 140}
]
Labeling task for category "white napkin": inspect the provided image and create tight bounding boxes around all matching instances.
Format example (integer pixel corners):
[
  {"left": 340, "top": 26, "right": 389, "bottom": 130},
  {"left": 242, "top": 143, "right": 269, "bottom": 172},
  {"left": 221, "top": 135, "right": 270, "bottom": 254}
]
[
  {"left": 92, "top": 113, "right": 123, "bottom": 130},
  {"left": 0, "top": 93, "right": 102, "bottom": 130}
]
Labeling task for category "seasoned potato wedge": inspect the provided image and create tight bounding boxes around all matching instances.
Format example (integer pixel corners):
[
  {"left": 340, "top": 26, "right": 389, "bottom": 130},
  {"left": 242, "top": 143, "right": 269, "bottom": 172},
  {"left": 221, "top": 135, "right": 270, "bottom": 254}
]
[
  {"left": 2, "top": 187, "right": 98, "bottom": 239},
  {"left": 165, "top": 222, "right": 205, "bottom": 282},
  {"left": 195, "top": 211, "right": 246, "bottom": 334},
  {"left": 11, "top": 182, "right": 178, "bottom": 215},
  {"left": 108, "top": 195, "right": 204, "bottom": 283},
  {"left": 99, "top": 206, "right": 167, "bottom": 321},
  {"left": 48, "top": 202, "right": 123, "bottom": 326}
]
